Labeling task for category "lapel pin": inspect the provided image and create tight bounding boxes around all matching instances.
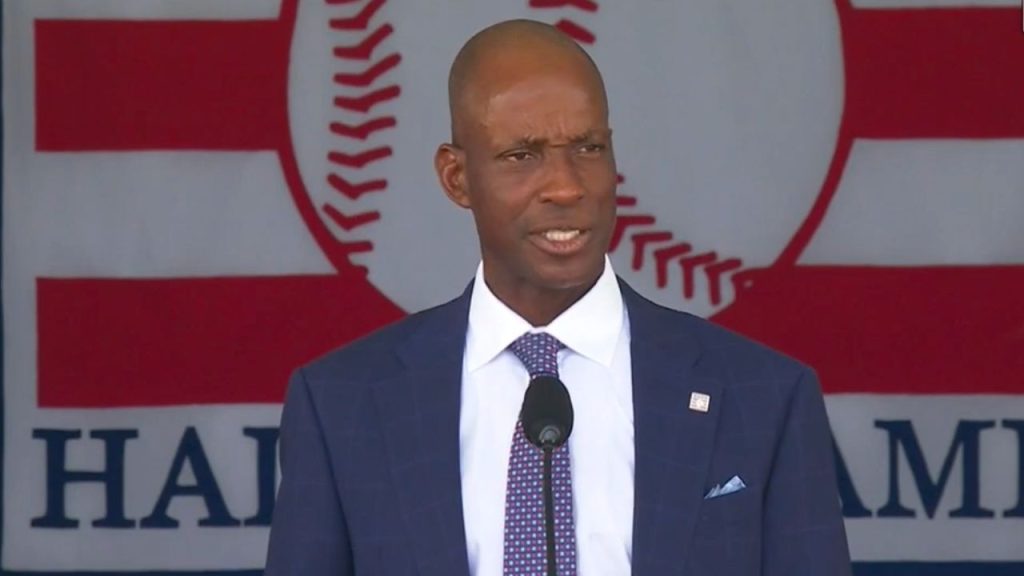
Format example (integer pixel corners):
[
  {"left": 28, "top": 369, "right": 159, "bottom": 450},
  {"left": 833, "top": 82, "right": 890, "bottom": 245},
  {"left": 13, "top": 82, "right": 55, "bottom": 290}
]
[{"left": 688, "top": 392, "right": 711, "bottom": 413}]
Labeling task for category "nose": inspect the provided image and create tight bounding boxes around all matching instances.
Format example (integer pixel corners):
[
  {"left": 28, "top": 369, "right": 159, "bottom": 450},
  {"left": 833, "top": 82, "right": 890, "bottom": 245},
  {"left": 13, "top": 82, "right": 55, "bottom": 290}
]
[{"left": 538, "top": 149, "right": 585, "bottom": 206}]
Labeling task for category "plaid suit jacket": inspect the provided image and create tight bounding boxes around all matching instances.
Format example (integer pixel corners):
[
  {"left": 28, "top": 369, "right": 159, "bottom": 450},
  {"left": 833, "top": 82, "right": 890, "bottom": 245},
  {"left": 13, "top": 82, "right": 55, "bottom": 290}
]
[{"left": 265, "top": 280, "right": 852, "bottom": 575}]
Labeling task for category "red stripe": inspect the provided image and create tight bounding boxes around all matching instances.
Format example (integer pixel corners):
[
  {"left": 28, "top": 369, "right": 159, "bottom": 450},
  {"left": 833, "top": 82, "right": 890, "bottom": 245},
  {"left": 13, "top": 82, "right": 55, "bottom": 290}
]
[
  {"left": 37, "top": 276, "right": 404, "bottom": 407},
  {"left": 713, "top": 266, "right": 1024, "bottom": 394},
  {"left": 34, "top": 19, "right": 290, "bottom": 151},
  {"left": 841, "top": 6, "right": 1024, "bottom": 139},
  {"left": 36, "top": 267, "right": 1024, "bottom": 404},
  {"left": 777, "top": 5, "right": 1022, "bottom": 265},
  {"left": 33, "top": 6, "right": 1024, "bottom": 148}
]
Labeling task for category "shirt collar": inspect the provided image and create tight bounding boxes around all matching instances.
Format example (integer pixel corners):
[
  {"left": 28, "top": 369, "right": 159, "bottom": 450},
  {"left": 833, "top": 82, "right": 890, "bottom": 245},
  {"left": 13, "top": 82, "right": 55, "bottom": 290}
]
[{"left": 464, "top": 257, "right": 624, "bottom": 372}]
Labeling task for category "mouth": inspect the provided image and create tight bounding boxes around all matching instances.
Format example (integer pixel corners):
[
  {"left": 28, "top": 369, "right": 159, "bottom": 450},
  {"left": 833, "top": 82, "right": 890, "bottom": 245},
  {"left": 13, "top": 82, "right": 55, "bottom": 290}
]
[{"left": 531, "top": 228, "right": 589, "bottom": 256}]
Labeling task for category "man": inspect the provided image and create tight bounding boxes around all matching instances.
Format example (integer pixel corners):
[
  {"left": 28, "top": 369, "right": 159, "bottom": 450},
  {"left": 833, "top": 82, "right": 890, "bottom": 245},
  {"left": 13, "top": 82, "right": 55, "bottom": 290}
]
[{"left": 265, "top": 20, "right": 851, "bottom": 576}]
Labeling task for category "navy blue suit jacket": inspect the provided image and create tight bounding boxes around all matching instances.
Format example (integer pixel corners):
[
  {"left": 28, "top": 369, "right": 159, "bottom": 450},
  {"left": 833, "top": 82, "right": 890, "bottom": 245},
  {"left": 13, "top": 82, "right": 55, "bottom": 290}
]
[{"left": 265, "top": 280, "right": 851, "bottom": 575}]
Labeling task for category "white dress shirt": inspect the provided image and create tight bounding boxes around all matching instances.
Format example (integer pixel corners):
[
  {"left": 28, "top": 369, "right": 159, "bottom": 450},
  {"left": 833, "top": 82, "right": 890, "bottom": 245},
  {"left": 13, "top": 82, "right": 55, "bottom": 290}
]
[{"left": 460, "top": 257, "right": 635, "bottom": 576}]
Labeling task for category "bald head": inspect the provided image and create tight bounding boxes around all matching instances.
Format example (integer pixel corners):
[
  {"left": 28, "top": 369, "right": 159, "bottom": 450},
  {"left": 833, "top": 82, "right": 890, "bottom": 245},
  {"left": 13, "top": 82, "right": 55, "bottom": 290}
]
[{"left": 447, "top": 19, "right": 608, "bottom": 145}]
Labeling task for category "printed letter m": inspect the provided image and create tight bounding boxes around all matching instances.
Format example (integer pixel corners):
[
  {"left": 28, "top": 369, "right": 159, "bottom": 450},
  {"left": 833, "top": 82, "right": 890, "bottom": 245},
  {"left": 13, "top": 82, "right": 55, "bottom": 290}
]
[{"left": 876, "top": 419, "right": 995, "bottom": 519}]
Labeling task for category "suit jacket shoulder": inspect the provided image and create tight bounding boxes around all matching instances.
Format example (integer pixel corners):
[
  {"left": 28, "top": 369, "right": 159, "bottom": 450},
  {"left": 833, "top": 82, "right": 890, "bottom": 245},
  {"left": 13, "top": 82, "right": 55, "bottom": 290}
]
[
  {"left": 269, "top": 286, "right": 474, "bottom": 576},
  {"left": 620, "top": 278, "right": 813, "bottom": 383},
  {"left": 299, "top": 285, "right": 472, "bottom": 388}
]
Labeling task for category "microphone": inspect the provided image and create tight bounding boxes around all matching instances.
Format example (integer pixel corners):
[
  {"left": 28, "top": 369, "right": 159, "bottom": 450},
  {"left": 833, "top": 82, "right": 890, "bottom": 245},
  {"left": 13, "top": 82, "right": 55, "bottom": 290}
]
[
  {"left": 520, "top": 375, "right": 574, "bottom": 450},
  {"left": 519, "top": 375, "right": 574, "bottom": 576}
]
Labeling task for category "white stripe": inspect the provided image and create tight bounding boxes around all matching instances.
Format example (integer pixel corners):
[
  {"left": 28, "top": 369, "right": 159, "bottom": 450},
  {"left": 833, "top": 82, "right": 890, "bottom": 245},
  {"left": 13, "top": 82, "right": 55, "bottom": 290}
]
[
  {"left": 11, "top": 153, "right": 333, "bottom": 277},
  {"left": 800, "top": 139, "right": 1024, "bottom": 265},
  {"left": 827, "top": 395, "right": 1024, "bottom": 561},
  {"left": 11, "top": 0, "right": 282, "bottom": 20}
]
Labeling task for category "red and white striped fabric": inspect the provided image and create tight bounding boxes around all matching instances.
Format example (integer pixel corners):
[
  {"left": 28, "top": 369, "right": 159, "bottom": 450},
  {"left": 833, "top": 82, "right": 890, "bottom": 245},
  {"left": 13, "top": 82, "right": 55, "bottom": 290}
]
[{"left": 3, "top": 0, "right": 1022, "bottom": 573}]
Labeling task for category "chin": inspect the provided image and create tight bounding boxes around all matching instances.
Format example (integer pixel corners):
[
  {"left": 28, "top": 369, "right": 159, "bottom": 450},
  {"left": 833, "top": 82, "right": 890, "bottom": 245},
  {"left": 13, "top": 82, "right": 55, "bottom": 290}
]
[{"left": 535, "top": 259, "right": 604, "bottom": 292}]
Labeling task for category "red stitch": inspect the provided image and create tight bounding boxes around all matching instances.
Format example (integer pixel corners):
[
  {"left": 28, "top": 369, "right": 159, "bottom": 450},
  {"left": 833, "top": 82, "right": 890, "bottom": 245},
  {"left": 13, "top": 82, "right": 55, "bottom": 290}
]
[
  {"left": 333, "top": 24, "right": 394, "bottom": 60},
  {"left": 653, "top": 243, "right": 692, "bottom": 288},
  {"left": 611, "top": 183, "right": 749, "bottom": 305},
  {"left": 323, "top": 203, "right": 380, "bottom": 231},
  {"left": 612, "top": 164, "right": 751, "bottom": 305},
  {"left": 331, "top": 238, "right": 374, "bottom": 262},
  {"left": 554, "top": 19, "right": 595, "bottom": 44},
  {"left": 334, "top": 85, "right": 401, "bottom": 113},
  {"left": 611, "top": 155, "right": 749, "bottom": 306},
  {"left": 529, "top": 0, "right": 598, "bottom": 11},
  {"left": 704, "top": 258, "right": 742, "bottom": 306},
  {"left": 329, "top": 0, "right": 386, "bottom": 31},
  {"left": 679, "top": 252, "right": 717, "bottom": 300},
  {"left": 320, "top": 1, "right": 397, "bottom": 264},
  {"left": 610, "top": 214, "right": 654, "bottom": 252},
  {"left": 333, "top": 53, "right": 401, "bottom": 87},
  {"left": 330, "top": 117, "right": 396, "bottom": 140},
  {"left": 328, "top": 147, "right": 393, "bottom": 168},
  {"left": 327, "top": 173, "right": 387, "bottom": 200},
  {"left": 631, "top": 231, "right": 672, "bottom": 271}
]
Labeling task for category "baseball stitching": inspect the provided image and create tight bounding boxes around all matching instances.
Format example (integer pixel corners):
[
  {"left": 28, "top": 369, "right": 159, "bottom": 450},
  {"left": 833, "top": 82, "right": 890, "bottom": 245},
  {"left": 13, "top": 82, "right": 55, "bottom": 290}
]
[
  {"left": 321, "top": 0, "right": 397, "bottom": 268},
  {"left": 528, "top": 0, "right": 749, "bottom": 309}
]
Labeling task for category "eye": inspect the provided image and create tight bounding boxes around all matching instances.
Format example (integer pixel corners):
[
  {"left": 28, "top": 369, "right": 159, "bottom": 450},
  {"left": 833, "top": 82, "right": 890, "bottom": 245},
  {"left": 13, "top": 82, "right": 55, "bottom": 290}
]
[
  {"left": 577, "top": 142, "right": 606, "bottom": 156},
  {"left": 502, "top": 150, "right": 535, "bottom": 163}
]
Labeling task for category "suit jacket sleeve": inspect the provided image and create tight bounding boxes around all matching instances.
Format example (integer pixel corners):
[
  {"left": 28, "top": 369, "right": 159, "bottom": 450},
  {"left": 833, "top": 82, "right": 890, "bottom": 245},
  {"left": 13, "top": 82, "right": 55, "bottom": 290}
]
[
  {"left": 762, "top": 369, "right": 852, "bottom": 576},
  {"left": 265, "top": 369, "right": 354, "bottom": 576}
]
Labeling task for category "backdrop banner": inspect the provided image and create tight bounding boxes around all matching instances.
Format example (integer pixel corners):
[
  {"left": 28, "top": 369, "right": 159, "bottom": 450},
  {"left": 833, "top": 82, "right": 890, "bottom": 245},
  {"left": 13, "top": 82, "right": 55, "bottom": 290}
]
[{"left": 3, "top": 0, "right": 1022, "bottom": 573}]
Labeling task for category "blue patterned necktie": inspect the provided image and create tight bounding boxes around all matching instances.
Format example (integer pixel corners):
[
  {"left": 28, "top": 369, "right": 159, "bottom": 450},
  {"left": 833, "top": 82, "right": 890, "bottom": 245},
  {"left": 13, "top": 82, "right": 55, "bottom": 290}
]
[{"left": 503, "top": 332, "right": 577, "bottom": 576}]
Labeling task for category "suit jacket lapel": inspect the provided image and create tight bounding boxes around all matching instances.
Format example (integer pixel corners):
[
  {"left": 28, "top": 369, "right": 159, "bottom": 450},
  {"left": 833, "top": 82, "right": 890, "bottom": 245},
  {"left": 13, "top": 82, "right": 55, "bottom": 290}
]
[
  {"left": 622, "top": 282, "right": 723, "bottom": 573},
  {"left": 372, "top": 287, "right": 472, "bottom": 576}
]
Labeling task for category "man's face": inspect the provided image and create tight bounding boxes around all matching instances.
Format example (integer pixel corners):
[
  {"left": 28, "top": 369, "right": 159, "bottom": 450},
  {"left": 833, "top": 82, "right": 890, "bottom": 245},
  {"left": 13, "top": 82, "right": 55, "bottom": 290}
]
[{"left": 454, "top": 65, "right": 617, "bottom": 301}]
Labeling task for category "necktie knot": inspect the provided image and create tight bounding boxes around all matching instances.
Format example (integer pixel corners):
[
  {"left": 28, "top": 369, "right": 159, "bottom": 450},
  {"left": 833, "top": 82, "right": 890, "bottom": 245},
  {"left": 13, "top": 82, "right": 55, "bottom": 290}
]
[{"left": 509, "top": 332, "right": 564, "bottom": 378}]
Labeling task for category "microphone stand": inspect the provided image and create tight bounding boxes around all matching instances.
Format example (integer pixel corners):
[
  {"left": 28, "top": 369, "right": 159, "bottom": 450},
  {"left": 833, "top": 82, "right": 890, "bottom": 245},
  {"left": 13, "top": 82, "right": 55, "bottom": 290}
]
[
  {"left": 520, "top": 374, "right": 573, "bottom": 576},
  {"left": 542, "top": 445, "right": 556, "bottom": 576}
]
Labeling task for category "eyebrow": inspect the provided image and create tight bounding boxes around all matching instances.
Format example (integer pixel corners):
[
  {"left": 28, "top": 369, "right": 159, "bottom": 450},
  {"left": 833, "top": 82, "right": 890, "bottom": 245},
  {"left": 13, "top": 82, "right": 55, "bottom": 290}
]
[{"left": 508, "top": 130, "right": 610, "bottom": 149}]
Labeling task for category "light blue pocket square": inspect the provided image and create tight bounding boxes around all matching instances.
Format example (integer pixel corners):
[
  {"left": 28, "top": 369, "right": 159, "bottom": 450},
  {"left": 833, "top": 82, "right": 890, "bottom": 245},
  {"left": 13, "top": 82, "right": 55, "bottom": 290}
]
[{"left": 704, "top": 475, "right": 746, "bottom": 500}]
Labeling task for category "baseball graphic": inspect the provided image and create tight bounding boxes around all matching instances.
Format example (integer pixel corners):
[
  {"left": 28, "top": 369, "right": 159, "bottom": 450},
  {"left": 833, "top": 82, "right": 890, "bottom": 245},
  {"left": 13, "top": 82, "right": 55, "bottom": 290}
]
[{"left": 288, "top": 0, "right": 843, "bottom": 318}]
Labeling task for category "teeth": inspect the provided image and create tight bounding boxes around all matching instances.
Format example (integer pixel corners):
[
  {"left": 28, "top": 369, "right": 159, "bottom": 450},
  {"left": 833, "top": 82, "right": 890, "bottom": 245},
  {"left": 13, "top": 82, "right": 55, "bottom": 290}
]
[{"left": 543, "top": 229, "right": 581, "bottom": 242}]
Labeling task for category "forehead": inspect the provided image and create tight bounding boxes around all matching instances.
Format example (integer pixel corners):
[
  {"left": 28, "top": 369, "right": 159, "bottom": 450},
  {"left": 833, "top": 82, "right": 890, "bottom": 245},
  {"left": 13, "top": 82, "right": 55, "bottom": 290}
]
[{"left": 473, "top": 70, "right": 608, "bottom": 144}]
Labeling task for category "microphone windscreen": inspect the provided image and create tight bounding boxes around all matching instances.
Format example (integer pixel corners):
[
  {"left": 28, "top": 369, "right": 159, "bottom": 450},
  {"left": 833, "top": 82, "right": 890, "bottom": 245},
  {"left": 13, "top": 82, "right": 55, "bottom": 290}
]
[{"left": 520, "top": 375, "right": 574, "bottom": 449}]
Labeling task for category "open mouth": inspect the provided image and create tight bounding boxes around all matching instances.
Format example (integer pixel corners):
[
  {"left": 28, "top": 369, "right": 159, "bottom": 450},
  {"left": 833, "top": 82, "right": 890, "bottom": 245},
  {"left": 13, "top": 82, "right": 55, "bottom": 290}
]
[
  {"left": 544, "top": 229, "right": 580, "bottom": 242},
  {"left": 532, "top": 228, "right": 588, "bottom": 255}
]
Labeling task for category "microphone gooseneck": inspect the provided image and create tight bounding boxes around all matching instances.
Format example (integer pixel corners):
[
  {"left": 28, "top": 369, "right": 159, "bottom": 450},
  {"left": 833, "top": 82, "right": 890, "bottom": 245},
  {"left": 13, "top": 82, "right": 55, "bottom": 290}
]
[
  {"left": 542, "top": 449, "right": 556, "bottom": 576},
  {"left": 519, "top": 374, "right": 574, "bottom": 576}
]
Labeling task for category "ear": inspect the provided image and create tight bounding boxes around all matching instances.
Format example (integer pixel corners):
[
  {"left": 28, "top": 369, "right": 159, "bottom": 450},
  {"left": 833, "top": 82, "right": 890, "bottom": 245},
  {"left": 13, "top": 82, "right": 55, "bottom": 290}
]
[{"left": 435, "top": 143, "right": 471, "bottom": 209}]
